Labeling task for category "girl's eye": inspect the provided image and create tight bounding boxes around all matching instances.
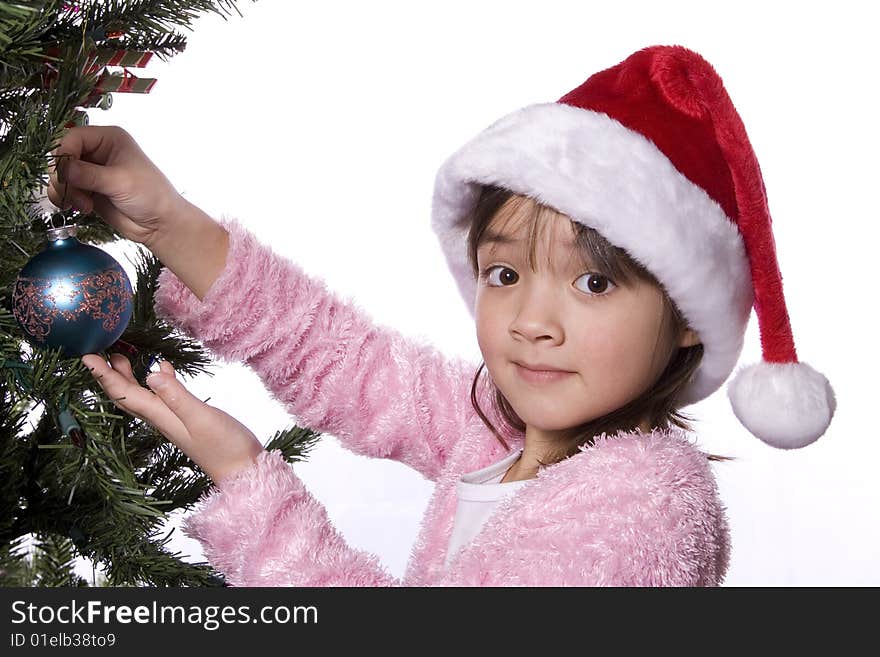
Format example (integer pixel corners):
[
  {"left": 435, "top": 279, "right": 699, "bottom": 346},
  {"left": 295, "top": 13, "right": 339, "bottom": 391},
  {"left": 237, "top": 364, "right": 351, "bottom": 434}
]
[
  {"left": 480, "top": 266, "right": 616, "bottom": 297},
  {"left": 574, "top": 272, "right": 616, "bottom": 296},
  {"left": 481, "top": 265, "right": 518, "bottom": 286}
]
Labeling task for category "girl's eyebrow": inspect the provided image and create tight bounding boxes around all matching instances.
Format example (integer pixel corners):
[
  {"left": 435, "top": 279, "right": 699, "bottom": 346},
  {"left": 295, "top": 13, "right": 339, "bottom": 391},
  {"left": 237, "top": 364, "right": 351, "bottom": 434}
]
[
  {"left": 480, "top": 229, "right": 599, "bottom": 270},
  {"left": 481, "top": 229, "right": 518, "bottom": 245},
  {"left": 480, "top": 229, "right": 577, "bottom": 249}
]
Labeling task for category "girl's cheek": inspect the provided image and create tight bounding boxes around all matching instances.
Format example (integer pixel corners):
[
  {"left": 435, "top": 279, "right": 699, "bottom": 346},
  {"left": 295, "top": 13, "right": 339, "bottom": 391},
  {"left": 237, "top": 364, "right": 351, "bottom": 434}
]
[
  {"left": 475, "top": 319, "right": 500, "bottom": 359},
  {"left": 583, "top": 324, "right": 655, "bottom": 393},
  {"left": 475, "top": 297, "right": 503, "bottom": 339},
  {"left": 572, "top": 324, "right": 629, "bottom": 372}
]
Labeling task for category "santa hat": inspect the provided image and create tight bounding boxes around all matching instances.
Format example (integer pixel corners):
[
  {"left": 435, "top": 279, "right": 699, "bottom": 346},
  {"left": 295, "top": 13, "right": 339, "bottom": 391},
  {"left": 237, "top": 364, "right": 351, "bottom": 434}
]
[{"left": 430, "top": 44, "right": 835, "bottom": 449}]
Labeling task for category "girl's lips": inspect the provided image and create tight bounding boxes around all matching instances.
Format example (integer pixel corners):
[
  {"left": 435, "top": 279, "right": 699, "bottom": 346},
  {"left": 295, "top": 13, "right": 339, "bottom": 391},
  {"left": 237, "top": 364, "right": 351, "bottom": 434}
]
[{"left": 514, "top": 363, "right": 574, "bottom": 384}]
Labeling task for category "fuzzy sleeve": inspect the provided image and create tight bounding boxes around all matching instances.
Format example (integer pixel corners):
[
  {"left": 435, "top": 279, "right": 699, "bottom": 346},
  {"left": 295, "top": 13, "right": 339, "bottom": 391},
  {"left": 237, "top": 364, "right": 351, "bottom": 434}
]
[
  {"left": 182, "top": 449, "right": 401, "bottom": 587},
  {"left": 153, "top": 214, "right": 482, "bottom": 482},
  {"left": 438, "top": 432, "right": 732, "bottom": 587}
]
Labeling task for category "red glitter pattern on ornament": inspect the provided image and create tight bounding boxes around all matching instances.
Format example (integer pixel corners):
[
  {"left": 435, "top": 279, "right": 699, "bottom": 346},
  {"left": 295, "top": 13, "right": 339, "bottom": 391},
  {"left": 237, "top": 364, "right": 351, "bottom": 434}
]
[{"left": 12, "top": 269, "right": 132, "bottom": 342}]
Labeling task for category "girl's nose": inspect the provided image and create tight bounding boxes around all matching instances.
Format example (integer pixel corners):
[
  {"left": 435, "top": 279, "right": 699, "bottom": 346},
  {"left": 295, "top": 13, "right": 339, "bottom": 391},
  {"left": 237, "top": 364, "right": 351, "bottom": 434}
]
[{"left": 508, "top": 285, "right": 564, "bottom": 343}]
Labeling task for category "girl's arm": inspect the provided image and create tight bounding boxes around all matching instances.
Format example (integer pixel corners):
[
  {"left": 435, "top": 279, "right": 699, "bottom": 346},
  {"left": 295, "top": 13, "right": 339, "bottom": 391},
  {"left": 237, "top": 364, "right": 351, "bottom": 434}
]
[
  {"left": 153, "top": 213, "right": 483, "bottom": 482},
  {"left": 82, "top": 345, "right": 399, "bottom": 586},
  {"left": 181, "top": 430, "right": 727, "bottom": 587},
  {"left": 183, "top": 449, "right": 400, "bottom": 587}
]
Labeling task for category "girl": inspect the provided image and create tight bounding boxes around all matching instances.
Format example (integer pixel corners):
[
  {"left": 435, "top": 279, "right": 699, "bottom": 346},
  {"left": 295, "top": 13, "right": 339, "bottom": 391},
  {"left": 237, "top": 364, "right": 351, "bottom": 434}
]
[{"left": 49, "top": 44, "right": 835, "bottom": 586}]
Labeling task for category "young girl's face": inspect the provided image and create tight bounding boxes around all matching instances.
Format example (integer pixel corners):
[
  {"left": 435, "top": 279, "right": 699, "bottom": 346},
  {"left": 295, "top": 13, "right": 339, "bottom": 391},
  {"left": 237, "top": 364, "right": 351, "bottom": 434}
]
[{"left": 474, "top": 200, "right": 697, "bottom": 436}]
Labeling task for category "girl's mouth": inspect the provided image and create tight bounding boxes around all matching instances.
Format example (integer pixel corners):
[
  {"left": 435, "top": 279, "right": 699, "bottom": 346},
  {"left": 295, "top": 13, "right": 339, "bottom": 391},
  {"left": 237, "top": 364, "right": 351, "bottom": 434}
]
[{"left": 514, "top": 363, "right": 575, "bottom": 384}]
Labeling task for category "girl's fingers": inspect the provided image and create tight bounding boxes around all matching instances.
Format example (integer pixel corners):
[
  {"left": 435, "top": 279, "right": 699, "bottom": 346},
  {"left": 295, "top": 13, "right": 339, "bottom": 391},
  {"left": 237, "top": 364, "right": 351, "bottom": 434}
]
[
  {"left": 145, "top": 362, "right": 214, "bottom": 432},
  {"left": 131, "top": 401, "right": 194, "bottom": 455},
  {"left": 81, "top": 353, "right": 194, "bottom": 452},
  {"left": 47, "top": 162, "right": 92, "bottom": 211},
  {"left": 62, "top": 157, "right": 120, "bottom": 198},
  {"left": 107, "top": 352, "right": 137, "bottom": 384}
]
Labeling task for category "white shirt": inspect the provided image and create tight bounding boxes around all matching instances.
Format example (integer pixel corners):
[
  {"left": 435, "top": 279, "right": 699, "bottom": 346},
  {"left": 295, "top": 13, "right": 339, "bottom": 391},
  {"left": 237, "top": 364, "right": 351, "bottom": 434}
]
[{"left": 445, "top": 448, "right": 529, "bottom": 568}]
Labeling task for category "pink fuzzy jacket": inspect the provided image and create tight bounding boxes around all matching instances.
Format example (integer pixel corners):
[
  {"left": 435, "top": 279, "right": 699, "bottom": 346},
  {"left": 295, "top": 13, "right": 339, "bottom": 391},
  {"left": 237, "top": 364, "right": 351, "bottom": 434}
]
[{"left": 153, "top": 215, "right": 732, "bottom": 587}]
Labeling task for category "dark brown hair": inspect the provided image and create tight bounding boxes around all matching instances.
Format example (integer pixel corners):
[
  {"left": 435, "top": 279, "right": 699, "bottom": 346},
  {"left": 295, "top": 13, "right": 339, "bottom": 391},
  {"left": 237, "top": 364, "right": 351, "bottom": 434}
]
[{"left": 466, "top": 184, "right": 734, "bottom": 468}]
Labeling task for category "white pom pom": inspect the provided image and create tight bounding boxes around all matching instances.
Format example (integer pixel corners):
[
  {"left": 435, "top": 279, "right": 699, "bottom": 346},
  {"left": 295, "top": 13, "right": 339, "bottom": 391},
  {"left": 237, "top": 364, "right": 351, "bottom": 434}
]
[{"left": 727, "top": 361, "right": 836, "bottom": 449}]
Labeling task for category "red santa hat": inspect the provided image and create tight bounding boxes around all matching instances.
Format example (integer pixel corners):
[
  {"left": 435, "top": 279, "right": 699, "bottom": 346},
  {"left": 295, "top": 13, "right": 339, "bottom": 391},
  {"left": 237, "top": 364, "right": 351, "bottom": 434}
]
[{"left": 430, "top": 44, "right": 835, "bottom": 449}]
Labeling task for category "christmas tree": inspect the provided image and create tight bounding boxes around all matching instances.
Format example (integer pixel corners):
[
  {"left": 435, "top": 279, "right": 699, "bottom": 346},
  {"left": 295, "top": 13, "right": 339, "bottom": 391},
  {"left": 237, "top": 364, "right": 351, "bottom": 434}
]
[{"left": 0, "top": 0, "right": 321, "bottom": 586}]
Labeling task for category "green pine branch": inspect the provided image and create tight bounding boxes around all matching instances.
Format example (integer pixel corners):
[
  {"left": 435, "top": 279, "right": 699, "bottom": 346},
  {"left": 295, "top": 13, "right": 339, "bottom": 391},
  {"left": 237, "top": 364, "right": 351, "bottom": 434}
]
[{"left": 1, "top": 0, "right": 326, "bottom": 588}]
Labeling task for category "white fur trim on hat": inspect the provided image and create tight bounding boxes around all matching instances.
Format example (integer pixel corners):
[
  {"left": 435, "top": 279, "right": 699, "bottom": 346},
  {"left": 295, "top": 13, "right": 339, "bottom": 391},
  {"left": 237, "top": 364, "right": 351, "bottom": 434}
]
[
  {"left": 431, "top": 102, "right": 753, "bottom": 406},
  {"left": 727, "top": 361, "right": 836, "bottom": 449}
]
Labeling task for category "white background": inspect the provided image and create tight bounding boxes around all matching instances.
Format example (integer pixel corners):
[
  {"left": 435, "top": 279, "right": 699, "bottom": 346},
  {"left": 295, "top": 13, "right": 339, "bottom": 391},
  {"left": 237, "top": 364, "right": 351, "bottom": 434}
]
[{"left": 70, "top": 0, "right": 878, "bottom": 585}]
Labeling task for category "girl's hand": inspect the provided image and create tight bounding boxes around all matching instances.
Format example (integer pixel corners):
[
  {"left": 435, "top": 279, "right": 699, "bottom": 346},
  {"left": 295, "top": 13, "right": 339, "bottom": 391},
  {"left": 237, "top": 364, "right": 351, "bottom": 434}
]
[
  {"left": 81, "top": 353, "right": 264, "bottom": 485},
  {"left": 47, "top": 125, "right": 187, "bottom": 251}
]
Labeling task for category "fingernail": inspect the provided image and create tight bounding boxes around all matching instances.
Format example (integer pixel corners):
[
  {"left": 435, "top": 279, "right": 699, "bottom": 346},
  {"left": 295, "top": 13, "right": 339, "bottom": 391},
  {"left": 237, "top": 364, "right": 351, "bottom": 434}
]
[{"left": 146, "top": 373, "right": 166, "bottom": 389}]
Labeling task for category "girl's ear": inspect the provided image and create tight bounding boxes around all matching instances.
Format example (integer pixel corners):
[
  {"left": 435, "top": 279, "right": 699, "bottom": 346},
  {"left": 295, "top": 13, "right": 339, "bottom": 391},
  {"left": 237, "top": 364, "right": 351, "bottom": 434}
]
[{"left": 678, "top": 327, "right": 701, "bottom": 348}]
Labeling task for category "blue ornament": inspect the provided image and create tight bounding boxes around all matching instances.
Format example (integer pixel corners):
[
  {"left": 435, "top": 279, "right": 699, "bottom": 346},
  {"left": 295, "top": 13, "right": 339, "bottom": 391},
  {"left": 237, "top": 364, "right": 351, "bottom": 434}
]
[{"left": 12, "top": 224, "right": 133, "bottom": 358}]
